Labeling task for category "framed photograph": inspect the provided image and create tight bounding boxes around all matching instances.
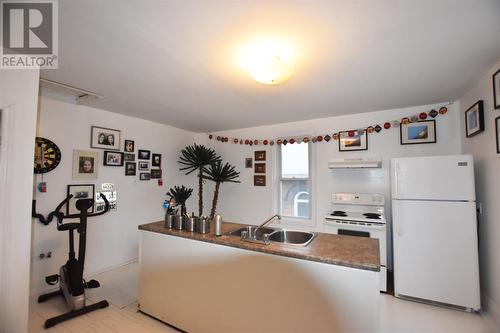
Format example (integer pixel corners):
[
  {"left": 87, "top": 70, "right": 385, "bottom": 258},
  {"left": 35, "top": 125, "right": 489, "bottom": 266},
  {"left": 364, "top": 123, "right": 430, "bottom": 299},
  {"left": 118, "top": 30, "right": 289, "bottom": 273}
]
[
  {"left": 138, "top": 149, "right": 151, "bottom": 160},
  {"left": 245, "top": 158, "right": 253, "bottom": 168},
  {"left": 493, "top": 68, "right": 500, "bottom": 110},
  {"left": 140, "top": 173, "right": 151, "bottom": 181},
  {"left": 254, "top": 175, "right": 266, "bottom": 187},
  {"left": 255, "top": 151, "right": 266, "bottom": 161},
  {"left": 496, "top": 116, "right": 500, "bottom": 154},
  {"left": 124, "top": 140, "right": 135, "bottom": 152},
  {"left": 138, "top": 161, "right": 150, "bottom": 170},
  {"left": 465, "top": 101, "right": 485, "bottom": 138},
  {"left": 125, "top": 162, "right": 136, "bottom": 176},
  {"left": 66, "top": 184, "right": 95, "bottom": 215},
  {"left": 400, "top": 120, "right": 436, "bottom": 145},
  {"left": 124, "top": 153, "right": 135, "bottom": 162},
  {"left": 339, "top": 130, "right": 368, "bottom": 151},
  {"left": 254, "top": 163, "right": 266, "bottom": 174},
  {"left": 103, "top": 151, "right": 124, "bottom": 166},
  {"left": 150, "top": 169, "right": 162, "bottom": 179},
  {"left": 152, "top": 153, "right": 161, "bottom": 167},
  {"left": 90, "top": 126, "right": 120, "bottom": 150},
  {"left": 73, "top": 150, "right": 98, "bottom": 180}
]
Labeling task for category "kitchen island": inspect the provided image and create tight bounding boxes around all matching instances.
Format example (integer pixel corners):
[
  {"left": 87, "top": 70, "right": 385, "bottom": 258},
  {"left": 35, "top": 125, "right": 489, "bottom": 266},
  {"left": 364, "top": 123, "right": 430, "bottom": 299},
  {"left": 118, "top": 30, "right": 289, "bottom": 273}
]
[{"left": 138, "top": 221, "right": 381, "bottom": 332}]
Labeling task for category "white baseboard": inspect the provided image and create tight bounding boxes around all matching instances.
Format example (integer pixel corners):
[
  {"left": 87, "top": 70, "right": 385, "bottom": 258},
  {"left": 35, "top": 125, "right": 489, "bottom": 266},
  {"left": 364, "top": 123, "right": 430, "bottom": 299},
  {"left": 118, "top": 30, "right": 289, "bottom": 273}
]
[
  {"left": 481, "top": 293, "right": 500, "bottom": 332},
  {"left": 31, "top": 257, "right": 138, "bottom": 297}
]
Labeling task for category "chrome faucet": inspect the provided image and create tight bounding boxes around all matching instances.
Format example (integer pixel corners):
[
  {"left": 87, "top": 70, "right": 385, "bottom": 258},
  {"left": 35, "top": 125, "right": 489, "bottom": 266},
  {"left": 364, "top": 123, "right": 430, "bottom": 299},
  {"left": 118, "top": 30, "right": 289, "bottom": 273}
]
[
  {"left": 254, "top": 214, "right": 281, "bottom": 235},
  {"left": 240, "top": 214, "right": 281, "bottom": 245}
]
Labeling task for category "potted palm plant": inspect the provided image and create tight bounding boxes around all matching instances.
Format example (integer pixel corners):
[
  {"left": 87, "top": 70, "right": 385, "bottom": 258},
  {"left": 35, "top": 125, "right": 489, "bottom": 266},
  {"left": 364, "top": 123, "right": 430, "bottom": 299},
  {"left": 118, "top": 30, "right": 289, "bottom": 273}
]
[
  {"left": 202, "top": 161, "right": 241, "bottom": 220},
  {"left": 166, "top": 185, "right": 193, "bottom": 216},
  {"left": 178, "top": 144, "right": 221, "bottom": 216}
]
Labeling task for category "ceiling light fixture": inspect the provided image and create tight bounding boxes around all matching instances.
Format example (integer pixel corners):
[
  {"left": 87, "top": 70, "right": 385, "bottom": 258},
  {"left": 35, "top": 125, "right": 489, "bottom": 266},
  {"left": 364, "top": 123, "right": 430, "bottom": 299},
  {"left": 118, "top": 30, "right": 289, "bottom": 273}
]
[{"left": 239, "top": 39, "right": 296, "bottom": 85}]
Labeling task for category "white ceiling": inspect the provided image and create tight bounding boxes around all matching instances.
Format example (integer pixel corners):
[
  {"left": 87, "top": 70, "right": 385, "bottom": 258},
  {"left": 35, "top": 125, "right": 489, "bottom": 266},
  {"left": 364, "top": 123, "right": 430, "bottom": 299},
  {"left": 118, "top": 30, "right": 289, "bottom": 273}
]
[{"left": 41, "top": 0, "right": 500, "bottom": 133}]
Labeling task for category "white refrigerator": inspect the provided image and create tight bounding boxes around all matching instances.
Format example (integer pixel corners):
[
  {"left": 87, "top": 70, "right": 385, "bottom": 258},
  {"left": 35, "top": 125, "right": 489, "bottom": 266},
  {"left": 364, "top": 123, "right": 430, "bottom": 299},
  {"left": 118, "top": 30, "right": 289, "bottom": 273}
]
[{"left": 391, "top": 154, "right": 480, "bottom": 311}]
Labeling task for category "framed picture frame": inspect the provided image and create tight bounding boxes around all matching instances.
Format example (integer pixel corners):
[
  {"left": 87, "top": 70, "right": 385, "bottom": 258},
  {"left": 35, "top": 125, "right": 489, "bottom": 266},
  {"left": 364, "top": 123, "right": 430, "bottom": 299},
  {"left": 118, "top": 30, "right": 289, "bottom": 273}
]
[
  {"left": 90, "top": 126, "right": 121, "bottom": 150},
  {"left": 140, "top": 173, "right": 151, "bottom": 181},
  {"left": 254, "top": 175, "right": 266, "bottom": 187},
  {"left": 150, "top": 169, "right": 162, "bottom": 179},
  {"left": 254, "top": 163, "right": 266, "bottom": 174},
  {"left": 400, "top": 120, "right": 436, "bottom": 145},
  {"left": 73, "top": 150, "right": 98, "bottom": 180},
  {"left": 245, "top": 158, "right": 253, "bottom": 168},
  {"left": 124, "top": 140, "right": 135, "bottom": 152},
  {"left": 124, "top": 153, "right": 135, "bottom": 162},
  {"left": 138, "top": 161, "right": 150, "bottom": 170},
  {"left": 496, "top": 116, "right": 500, "bottom": 154},
  {"left": 125, "top": 162, "right": 136, "bottom": 176},
  {"left": 138, "top": 149, "right": 151, "bottom": 160},
  {"left": 339, "top": 130, "right": 368, "bottom": 151},
  {"left": 493, "top": 68, "right": 500, "bottom": 110},
  {"left": 152, "top": 153, "right": 161, "bottom": 167},
  {"left": 255, "top": 151, "right": 266, "bottom": 161},
  {"left": 66, "top": 184, "right": 95, "bottom": 215},
  {"left": 465, "top": 101, "right": 485, "bottom": 138},
  {"left": 103, "top": 151, "right": 124, "bottom": 166}
]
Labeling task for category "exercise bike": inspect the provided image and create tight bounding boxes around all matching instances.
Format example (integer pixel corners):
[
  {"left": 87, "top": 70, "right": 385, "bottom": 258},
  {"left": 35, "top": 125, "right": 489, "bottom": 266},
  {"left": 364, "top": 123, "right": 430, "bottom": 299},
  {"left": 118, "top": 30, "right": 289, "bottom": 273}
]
[{"left": 33, "top": 193, "right": 110, "bottom": 328}]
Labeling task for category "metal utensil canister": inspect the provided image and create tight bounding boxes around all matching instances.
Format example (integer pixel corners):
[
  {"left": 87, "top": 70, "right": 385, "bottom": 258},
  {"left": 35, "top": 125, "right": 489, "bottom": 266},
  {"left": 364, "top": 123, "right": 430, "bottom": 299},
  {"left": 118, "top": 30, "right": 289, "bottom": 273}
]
[
  {"left": 214, "top": 214, "right": 222, "bottom": 236},
  {"left": 165, "top": 213, "right": 175, "bottom": 229},
  {"left": 185, "top": 215, "right": 198, "bottom": 232},
  {"left": 174, "top": 215, "right": 185, "bottom": 230},
  {"left": 196, "top": 216, "right": 210, "bottom": 234}
]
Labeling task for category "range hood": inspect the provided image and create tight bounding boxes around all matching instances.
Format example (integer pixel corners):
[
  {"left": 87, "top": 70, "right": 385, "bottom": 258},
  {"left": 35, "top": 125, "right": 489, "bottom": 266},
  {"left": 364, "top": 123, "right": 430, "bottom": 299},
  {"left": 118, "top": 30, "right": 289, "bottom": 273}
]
[{"left": 328, "top": 158, "right": 382, "bottom": 169}]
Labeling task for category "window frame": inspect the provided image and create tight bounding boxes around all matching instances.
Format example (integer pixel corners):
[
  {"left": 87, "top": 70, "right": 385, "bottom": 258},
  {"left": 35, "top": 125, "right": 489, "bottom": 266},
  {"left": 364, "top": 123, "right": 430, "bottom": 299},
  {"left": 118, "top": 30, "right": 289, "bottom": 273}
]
[{"left": 275, "top": 140, "right": 315, "bottom": 227}]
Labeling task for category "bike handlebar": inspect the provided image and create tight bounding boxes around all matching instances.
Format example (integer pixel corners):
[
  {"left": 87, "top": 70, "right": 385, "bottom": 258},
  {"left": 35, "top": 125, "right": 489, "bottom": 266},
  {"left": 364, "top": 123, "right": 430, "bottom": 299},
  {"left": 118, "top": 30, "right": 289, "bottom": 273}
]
[
  {"left": 90, "top": 193, "right": 110, "bottom": 217},
  {"left": 33, "top": 192, "right": 111, "bottom": 225}
]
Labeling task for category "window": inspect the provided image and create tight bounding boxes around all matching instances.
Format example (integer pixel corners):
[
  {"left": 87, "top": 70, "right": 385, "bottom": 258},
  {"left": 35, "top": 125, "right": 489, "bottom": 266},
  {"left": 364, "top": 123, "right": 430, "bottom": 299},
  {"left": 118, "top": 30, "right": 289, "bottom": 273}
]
[{"left": 278, "top": 141, "right": 311, "bottom": 219}]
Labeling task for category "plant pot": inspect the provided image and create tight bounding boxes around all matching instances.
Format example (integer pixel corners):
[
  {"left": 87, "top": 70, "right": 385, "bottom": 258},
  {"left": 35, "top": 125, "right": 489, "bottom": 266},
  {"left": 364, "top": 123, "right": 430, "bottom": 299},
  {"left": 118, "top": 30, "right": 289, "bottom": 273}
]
[
  {"left": 164, "top": 214, "right": 175, "bottom": 229},
  {"left": 185, "top": 216, "right": 198, "bottom": 232},
  {"left": 196, "top": 217, "right": 210, "bottom": 234},
  {"left": 174, "top": 215, "right": 186, "bottom": 230}
]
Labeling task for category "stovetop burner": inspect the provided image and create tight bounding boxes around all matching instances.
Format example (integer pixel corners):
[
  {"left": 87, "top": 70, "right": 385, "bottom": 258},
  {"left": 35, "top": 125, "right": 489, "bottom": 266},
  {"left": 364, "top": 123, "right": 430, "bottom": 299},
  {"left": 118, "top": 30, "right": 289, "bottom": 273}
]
[
  {"left": 363, "top": 213, "right": 381, "bottom": 219},
  {"left": 331, "top": 210, "right": 347, "bottom": 217}
]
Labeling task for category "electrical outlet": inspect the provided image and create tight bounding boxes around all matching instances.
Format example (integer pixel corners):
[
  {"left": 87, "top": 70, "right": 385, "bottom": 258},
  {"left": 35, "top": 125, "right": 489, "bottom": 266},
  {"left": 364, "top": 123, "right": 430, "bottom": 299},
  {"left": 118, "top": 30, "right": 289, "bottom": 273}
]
[{"left": 38, "top": 251, "right": 53, "bottom": 259}]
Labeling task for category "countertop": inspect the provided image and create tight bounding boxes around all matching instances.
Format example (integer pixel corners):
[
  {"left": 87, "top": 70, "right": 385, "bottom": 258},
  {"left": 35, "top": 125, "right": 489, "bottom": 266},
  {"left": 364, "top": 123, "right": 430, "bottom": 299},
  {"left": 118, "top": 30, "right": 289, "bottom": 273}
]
[{"left": 139, "top": 220, "right": 380, "bottom": 272}]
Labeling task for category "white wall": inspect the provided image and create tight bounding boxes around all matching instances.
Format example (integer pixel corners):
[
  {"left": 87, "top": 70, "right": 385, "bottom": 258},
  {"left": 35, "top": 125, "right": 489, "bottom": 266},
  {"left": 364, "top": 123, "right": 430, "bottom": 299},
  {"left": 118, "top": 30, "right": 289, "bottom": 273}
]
[
  {"left": 459, "top": 59, "right": 500, "bottom": 331},
  {"left": 196, "top": 102, "right": 462, "bottom": 270},
  {"left": 31, "top": 92, "right": 196, "bottom": 295},
  {"left": 0, "top": 70, "right": 40, "bottom": 333}
]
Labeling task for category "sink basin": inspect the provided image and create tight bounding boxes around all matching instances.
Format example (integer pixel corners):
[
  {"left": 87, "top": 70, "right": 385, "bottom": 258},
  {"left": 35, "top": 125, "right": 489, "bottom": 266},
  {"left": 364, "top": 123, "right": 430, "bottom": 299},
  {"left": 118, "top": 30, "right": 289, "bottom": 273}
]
[
  {"left": 226, "top": 226, "right": 316, "bottom": 247},
  {"left": 268, "top": 230, "right": 316, "bottom": 246},
  {"left": 226, "top": 226, "right": 276, "bottom": 239}
]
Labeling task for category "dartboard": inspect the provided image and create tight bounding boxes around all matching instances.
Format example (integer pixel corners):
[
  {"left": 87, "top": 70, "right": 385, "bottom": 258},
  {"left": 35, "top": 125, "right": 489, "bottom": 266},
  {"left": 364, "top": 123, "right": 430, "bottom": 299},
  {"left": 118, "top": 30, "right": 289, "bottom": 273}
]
[{"left": 34, "top": 137, "right": 61, "bottom": 174}]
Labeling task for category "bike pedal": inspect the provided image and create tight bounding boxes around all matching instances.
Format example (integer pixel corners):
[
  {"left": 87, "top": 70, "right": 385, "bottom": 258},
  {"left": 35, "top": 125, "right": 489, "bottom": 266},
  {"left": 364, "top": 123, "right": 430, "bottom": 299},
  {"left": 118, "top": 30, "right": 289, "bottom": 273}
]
[
  {"left": 45, "top": 274, "right": 59, "bottom": 285},
  {"left": 85, "top": 279, "right": 100, "bottom": 289}
]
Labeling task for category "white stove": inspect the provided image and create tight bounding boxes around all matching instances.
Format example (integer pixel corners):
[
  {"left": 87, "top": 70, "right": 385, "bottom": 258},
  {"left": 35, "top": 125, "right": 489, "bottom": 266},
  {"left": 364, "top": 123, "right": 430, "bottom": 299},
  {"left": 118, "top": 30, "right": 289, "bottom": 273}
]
[{"left": 323, "top": 193, "right": 387, "bottom": 292}]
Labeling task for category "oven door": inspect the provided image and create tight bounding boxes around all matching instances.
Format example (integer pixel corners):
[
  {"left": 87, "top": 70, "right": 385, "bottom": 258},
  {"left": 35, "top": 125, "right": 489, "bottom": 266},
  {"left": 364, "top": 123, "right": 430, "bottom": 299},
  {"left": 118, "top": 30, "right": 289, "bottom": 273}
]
[
  {"left": 324, "top": 219, "right": 387, "bottom": 292},
  {"left": 323, "top": 220, "right": 386, "bottom": 265}
]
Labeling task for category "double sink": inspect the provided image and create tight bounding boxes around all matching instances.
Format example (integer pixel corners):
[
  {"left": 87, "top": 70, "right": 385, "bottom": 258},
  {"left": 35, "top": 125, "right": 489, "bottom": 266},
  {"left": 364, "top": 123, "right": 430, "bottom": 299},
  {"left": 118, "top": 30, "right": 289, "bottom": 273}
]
[{"left": 226, "top": 226, "right": 316, "bottom": 247}]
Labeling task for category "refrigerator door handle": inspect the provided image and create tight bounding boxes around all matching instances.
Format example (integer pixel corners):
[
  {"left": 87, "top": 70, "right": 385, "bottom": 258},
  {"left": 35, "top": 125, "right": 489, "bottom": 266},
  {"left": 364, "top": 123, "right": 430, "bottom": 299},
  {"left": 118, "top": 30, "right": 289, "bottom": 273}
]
[
  {"left": 395, "top": 202, "right": 403, "bottom": 237},
  {"left": 394, "top": 162, "right": 400, "bottom": 198}
]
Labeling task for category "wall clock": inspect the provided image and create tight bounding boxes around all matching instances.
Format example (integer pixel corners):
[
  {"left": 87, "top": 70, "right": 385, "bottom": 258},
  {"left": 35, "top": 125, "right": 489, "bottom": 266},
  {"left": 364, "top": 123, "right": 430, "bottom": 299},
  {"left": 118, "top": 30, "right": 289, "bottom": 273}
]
[{"left": 34, "top": 137, "right": 62, "bottom": 174}]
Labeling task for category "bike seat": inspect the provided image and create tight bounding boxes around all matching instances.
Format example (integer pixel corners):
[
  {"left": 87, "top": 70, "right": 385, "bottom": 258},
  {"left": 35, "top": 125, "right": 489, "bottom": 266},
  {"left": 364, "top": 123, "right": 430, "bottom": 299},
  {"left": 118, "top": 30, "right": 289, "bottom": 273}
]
[{"left": 57, "top": 223, "right": 79, "bottom": 231}]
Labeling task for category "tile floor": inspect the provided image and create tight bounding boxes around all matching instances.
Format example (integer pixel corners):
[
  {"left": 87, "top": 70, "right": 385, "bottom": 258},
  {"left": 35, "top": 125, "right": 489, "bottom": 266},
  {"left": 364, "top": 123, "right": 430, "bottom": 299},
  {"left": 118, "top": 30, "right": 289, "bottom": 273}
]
[{"left": 29, "top": 262, "right": 493, "bottom": 332}]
